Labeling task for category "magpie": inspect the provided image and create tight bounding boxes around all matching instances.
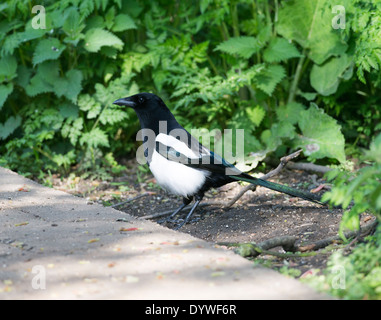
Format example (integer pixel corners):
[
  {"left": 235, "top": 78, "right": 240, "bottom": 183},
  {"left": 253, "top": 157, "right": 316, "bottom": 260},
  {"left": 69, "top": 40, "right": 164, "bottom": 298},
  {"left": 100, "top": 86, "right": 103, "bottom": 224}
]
[{"left": 113, "top": 93, "right": 323, "bottom": 229}]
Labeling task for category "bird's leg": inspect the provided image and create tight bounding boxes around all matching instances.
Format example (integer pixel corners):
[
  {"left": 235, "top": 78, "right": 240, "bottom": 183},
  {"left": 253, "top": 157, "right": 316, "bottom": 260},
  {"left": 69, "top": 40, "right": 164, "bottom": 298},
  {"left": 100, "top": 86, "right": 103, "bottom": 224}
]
[
  {"left": 158, "top": 196, "right": 193, "bottom": 224},
  {"left": 174, "top": 194, "right": 203, "bottom": 230}
]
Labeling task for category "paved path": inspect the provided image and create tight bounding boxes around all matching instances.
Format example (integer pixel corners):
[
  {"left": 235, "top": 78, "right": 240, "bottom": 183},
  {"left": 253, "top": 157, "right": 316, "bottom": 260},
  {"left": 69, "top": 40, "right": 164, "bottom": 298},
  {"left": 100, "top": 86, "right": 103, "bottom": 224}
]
[{"left": 0, "top": 167, "right": 328, "bottom": 299}]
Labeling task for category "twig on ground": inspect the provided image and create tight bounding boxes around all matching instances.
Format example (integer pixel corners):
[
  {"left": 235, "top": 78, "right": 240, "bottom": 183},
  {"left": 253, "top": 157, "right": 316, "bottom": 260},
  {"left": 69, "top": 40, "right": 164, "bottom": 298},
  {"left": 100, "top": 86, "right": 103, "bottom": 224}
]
[
  {"left": 286, "top": 162, "right": 332, "bottom": 174},
  {"left": 224, "top": 149, "right": 303, "bottom": 209},
  {"left": 111, "top": 192, "right": 150, "bottom": 208},
  {"left": 219, "top": 236, "right": 298, "bottom": 258},
  {"left": 220, "top": 219, "right": 378, "bottom": 258},
  {"left": 298, "top": 219, "right": 378, "bottom": 252}
]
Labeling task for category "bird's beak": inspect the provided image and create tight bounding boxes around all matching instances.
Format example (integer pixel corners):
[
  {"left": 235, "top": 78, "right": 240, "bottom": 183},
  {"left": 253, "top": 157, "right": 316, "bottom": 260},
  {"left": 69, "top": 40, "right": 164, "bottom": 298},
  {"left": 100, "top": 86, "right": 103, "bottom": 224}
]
[{"left": 113, "top": 97, "right": 136, "bottom": 107}]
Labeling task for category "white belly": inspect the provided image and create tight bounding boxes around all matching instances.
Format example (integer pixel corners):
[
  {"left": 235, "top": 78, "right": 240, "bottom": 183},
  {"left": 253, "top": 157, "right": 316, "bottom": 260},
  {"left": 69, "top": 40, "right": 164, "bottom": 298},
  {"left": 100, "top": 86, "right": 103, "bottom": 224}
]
[{"left": 149, "top": 150, "right": 208, "bottom": 198}]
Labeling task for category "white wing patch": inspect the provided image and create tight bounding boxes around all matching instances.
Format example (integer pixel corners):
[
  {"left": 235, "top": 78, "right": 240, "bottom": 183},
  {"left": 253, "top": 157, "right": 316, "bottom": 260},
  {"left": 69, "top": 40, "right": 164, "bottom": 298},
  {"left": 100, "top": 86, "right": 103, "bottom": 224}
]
[{"left": 156, "top": 133, "right": 207, "bottom": 159}]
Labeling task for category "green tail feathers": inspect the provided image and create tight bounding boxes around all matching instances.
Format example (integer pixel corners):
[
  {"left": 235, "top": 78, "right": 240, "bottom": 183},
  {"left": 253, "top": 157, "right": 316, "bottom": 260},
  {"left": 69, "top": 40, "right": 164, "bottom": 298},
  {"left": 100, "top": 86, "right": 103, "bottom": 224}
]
[{"left": 230, "top": 174, "right": 324, "bottom": 205}]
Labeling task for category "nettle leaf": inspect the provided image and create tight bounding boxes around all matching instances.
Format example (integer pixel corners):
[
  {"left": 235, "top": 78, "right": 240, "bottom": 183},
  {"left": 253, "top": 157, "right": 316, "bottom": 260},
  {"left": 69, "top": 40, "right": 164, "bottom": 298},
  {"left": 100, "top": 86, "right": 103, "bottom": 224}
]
[
  {"left": 59, "top": 102, "right": 79, "bottom": 119},
  {"left": 32, "top": 38, "right": 66, "bottom": 65},
  {"left": 63, "top": 69, "right": 83, "bottom": 103},
  {"left": 26, "top": 61, "right": 82, "bottom": 102},
  {"left": 254, "top": 64, "right": 286, "bottom": 95},
  {"left": 263, "top": 37, "right": 301, "bottom": 63},
  {"left": 215, "top": 36, "right": 262, "bottom": 59},
  {"left": 0, "top": 55, "right": 17, "bottom": 81},
  {"left": 84, "top": 28, "right": 123, "bottom": 53},
  {"left": 112, "top": 14, "right": 137, "bottom": 32},
  {"left": 63, "top": 7, "right": 85, "bottom": 41},
  {"left": 1, "top": 33, "right": 22, "bottom": 56},
  {"left": 0, "top": 115, "right": 21, "bottom": 140},
  {"left": 21, "top": 24, "right": 47, "bottom": 42},
  {"left": 26, "top": 61, "right": 58, "bottom": 96},
  {"left": 294, "top": 103, "right": 346, "bottom": 163},
  {"left": 0, "top": 83, "right": 14, "bottom": 110}
]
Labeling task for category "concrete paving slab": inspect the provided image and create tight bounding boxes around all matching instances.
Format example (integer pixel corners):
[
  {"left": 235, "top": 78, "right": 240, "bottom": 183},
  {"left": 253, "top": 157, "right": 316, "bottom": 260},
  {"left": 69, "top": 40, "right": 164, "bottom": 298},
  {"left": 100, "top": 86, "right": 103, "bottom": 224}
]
[{"left": 0, "top": 167, "right": 328, "bottom": 299}]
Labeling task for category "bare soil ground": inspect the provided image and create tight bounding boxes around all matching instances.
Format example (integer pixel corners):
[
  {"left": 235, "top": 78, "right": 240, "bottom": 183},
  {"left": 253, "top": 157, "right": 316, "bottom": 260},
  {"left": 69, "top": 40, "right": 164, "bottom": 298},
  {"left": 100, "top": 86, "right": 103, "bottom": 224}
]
[{"left": 48, "top": 160, "right": 375, "bottom": 277}]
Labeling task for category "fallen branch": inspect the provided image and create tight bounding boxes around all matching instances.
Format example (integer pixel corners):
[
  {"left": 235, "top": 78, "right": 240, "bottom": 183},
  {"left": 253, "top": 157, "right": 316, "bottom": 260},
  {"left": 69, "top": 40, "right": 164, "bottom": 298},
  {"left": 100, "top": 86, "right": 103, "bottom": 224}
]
[
  {"left": 220, "top": 219, "right": 378, "bottom": 258},
  {"left": 224, "top": 149, "right": 303, "bottom": 209},
  {"left": 286, "top": 161, "right": 332, "bottom": 174},
  {"left": 298, "top": 219, "right": 378, "bottom": 252},
  {"left": 219, "top": 236, "right": 298, "bottom": 258}
]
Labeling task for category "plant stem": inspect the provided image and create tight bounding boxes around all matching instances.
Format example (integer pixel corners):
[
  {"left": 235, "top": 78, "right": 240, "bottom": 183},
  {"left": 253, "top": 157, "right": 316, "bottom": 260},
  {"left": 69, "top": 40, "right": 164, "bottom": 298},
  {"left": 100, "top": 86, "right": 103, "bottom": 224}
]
[
  {"left": 287, "top": 49, "right": 306, "bottom": 104},
  {"left": 33, "top": 146, "right": 55, "bottom": 163},
  {"left": 230, "top": 2, "right": 240, "bottom": 38}
]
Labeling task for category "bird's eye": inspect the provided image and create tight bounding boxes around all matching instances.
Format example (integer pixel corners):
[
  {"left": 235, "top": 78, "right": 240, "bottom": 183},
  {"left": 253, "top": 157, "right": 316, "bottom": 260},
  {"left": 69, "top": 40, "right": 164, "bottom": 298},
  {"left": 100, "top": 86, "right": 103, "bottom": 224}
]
[{"left": 138, "top": 97, "right": 144, "bottom": 103}]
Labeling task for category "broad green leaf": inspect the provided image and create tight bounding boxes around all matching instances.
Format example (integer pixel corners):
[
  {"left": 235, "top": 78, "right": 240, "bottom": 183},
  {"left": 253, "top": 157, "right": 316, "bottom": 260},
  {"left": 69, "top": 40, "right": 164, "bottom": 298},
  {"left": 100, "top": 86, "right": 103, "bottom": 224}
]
[
  {"left": 0, "top": 55, "right": 17, "bottom": 81},
  {"left": 263, "top": 37, "right": 301, "bottom": 63},
  {"left": 277, "top": 0, "right": 347, "bottom": 64},
  {"left": 215, "top": 36, "right": 262, "bottom": 59},
  {"left": 63, "top": 7, "right": 85, "bottom": 41},
  {"left": 246, "top": 105, "right": 265, "bottom": 127},
  {"left": 294, "top": 104, "right": 346, "bottom": 163},
  {"left": 32, "top": 38, "right": 66, "bottom": 65},
  {"left": 50, "top": 69, "right": 83, "bottom": 103},
  {"left": 63, "top": 69, "right": 83, "bottom": 103},
  {"left": 366, "top": 134, "right": 381, "bottom": 163},
  {"left": 370, "top": 184, "right": 381, "bottom": 211},
  {"left": 275, "top": 102, "right": 305, "bottom": 125},
  {"left": 0, "top": 83, "right": 13, "bottom": 110},
  {"left": 16, "top": 65, "right": 32, "bottom": 89},
  {"left": 21, "top": 24, "right": 47, "bottom": 42},
  {"left": 112, "top": 14, "right": 137, "bottom": 32},
  {"left": 310, "top": 54, "right": 354, "bottom": 96},
  {"left": 26, "top": 61, "right": 82, "bottom": 102},
  {"left": 261, "top": 121, "right": 296, "bottom": 152},
  {"left": 84, "top": 28, "right": 123, "bottom": 52},
  {"left": 0, "top": 115, "right": 21, "bottom": 140},
  {"left": 26, "top": 61, "right": 59, "bottom": 96},
  {"left": 1, "top": 33, "right": 22, "bottom": 56},
  {"left": 59, "top": 103, "right": 79, "bottom": 119}
]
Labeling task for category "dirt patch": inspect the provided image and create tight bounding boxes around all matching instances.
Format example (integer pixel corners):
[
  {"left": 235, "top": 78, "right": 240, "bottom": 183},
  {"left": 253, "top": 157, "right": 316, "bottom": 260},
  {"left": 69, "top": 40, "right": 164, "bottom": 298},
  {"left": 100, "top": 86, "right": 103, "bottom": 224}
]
[{"left": 47, "top": 162, "right": 374, "bottom": 276}]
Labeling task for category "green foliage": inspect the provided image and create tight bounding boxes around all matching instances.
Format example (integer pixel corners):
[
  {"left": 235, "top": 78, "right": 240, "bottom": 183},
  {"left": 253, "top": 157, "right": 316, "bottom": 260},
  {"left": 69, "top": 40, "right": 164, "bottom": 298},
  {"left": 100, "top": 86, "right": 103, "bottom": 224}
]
[
  {"left": 323, "top": 133, "right": 381, "bottom": 233},
  {"left": 84, "top": 28, "right": 123, "bottom": 52},
  {"left": 32, "top": 38, "right": 66, "bottom": 65},
  {"left": 263, "top": 37, "right": 301, "bottom": 63},
  {"left": 0, "top": 0, "right": 379, "bottom": 177},
  {"left": 215, "top": 36, "right": 262, "bottom": 59},
  {"left": 294, "top": 104, "right": 346, "bottom": 164},
  {"left": 0, "top": 0, "right": 379, "bottom": 300},
  {"left": 277, "top": 0, "right": 348, "bottom": 64},
  {"left": 310, "top": 54, "right": 354, "bottom": 96},
  {"left": 301, "top": 227, "right": 381, "bottom": 300}
]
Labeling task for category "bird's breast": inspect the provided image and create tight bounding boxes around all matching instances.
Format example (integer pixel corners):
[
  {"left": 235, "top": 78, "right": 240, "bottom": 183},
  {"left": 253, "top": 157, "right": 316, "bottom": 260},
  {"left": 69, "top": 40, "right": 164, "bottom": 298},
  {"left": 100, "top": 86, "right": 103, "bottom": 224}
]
[{"left": 149, "top": 150, "right": 209, "bottom": 198}]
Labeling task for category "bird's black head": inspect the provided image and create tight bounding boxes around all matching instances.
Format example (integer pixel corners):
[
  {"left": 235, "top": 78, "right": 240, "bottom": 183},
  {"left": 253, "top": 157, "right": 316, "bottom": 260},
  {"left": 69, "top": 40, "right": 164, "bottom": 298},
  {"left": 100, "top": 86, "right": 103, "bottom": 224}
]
[
  {"left": 113, "top": 92, "right": 179, "bottom": 133},
  {"left": 113, "top": 92, "right": 158, "bottom": 109}
]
